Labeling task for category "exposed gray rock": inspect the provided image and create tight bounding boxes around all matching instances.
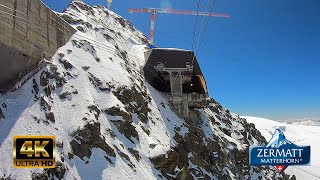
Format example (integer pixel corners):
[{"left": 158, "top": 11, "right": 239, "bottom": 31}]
[
  {"left": 88, "top": 105, "right": 100, "bottom": 120},
  {"left": 31, "top": 161, "right": 66, "bottom": 180},
  {"left": 113, "top": 86, "right": 151, "bottom": 123},
  {"left": 40, "top": 96, "right": 55, "bottom": 123},
  {"left": 59, "top": 59, "right": 74, "bottom": 70},
  {"left": 111, "top": 120, "right": 139, "bottom": 143},
  {"left": 128, "top": 148, "right": 141, "bottom": 161},
  {"left": 87, "top": 72, "right": 113, "bottom": 92},
  {"left": 104, "top": 106, "right": 132, "bottom": 123},
  {"left": 0, "top": 108, "right": 4, "bottom": 120},
  {"left": 70, "top": 121, "right": 116, "bottom": 160}
]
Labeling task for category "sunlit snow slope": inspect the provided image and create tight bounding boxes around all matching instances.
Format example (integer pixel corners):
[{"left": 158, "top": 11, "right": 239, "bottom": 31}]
[{"left": 244, "top": 116, "right": 320, "bottom": 180}]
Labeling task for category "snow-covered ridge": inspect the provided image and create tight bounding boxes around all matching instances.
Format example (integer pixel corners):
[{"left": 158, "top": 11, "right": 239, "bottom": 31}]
[
  {"left": 286, "top": 120, "right": 320, "bottom": 126},
  {"left": 0, "top": 1, "right": 291, "bottom": 179}
]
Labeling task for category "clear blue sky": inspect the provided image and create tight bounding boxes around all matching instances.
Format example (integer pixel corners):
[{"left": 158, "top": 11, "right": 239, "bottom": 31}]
[{"left": 42, "top": 0, "right": 320, "bottom": 121}]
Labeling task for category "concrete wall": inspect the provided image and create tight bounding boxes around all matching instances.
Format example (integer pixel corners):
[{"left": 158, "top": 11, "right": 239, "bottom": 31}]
[{"left": 0, "top": 0, "right": 76, "bottom": 90}]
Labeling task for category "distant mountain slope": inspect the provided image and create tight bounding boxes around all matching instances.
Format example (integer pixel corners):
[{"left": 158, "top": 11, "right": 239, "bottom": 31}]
[
  {"left": 243, "top": 116, "right": 320, "bottom": 180},
  {"left": 0, "top": 1, "right": 292, "bottom": 179},
  {"left": 287, "top": 120, "right": 320, "bottom": 126}
]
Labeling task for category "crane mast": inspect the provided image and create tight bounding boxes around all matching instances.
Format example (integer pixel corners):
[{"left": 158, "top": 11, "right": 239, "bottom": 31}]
[{"left": 107, "top": 0, "right": 112, "bottom": 10}]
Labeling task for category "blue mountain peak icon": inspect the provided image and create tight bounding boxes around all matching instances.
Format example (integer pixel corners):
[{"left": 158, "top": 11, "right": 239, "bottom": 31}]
[{"left": 266, "top": 129, "right": 293, "bottom": 148}]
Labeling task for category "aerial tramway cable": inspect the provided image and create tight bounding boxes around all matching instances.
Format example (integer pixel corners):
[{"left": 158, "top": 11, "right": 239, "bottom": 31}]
[
  {"left": 191, "top": 0, "right": 201, "bottom": 53},
  {"left": 195, "top": 0, "right": 217, "bottom": 55}
]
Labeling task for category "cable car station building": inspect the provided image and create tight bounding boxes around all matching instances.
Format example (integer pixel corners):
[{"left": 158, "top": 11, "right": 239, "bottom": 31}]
[{"left": 144, "top": 48, "right": 209, "bottom": 117}]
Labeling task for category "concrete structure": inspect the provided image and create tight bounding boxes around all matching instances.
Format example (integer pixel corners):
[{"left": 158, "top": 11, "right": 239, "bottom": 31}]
[
  {"left": 0, "top": 0, "right": 76, "bottom": 90},
  {"left": 144, "top": 48, "right": 209, "bottom": 117}
]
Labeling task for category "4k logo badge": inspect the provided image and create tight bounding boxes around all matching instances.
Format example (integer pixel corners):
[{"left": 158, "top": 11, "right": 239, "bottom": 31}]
[
  {"left": 13, "top": 136, "right": 56, "bottom": 168},
  {"left": 249, "top": 129, "right": 310, "bottom": 173}
]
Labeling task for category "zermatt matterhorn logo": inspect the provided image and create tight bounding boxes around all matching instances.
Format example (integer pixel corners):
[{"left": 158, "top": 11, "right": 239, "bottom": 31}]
[{"left": 249, "top": 129, "right": 311, "bottom": 173}]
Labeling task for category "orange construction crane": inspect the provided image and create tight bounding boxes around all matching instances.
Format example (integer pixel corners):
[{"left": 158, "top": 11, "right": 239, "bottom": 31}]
[
  {"left": 107, "top": 0, "right": 112, "bottom": 9},
  {"left": 129, "top": 8, "right": 229, "bottom": 44}
]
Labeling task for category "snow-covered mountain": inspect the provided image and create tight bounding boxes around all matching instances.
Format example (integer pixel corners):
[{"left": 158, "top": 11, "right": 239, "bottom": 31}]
[
  {"left": 244, "top": 116, "right": 320, "bottom": 180},
  {"left": 287, "top": 120, "right": 320, "bottom": 126},
  {"left": 266, "top": 129, "right": 293, "bottom": 148},
  {"left": 0, "top": 1, "right": 294, "bottom": 179}
]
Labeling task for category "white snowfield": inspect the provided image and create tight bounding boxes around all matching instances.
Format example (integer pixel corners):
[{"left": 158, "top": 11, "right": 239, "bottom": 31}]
[{"left": 243, "top": 116, "right": 320, "bottom": 180}]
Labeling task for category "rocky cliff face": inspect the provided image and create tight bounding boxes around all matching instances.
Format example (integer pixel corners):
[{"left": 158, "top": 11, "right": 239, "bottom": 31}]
[{"left": 0, "top": 1, "right": 294, "bottom": 179}]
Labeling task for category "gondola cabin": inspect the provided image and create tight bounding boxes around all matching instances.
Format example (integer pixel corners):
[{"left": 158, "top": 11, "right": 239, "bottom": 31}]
[{"left": 143, "top": 48, "right": 209, "bottom": 117}]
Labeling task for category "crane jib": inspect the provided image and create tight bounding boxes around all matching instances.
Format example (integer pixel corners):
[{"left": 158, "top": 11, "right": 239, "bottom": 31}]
[{"left": 128, "top": 7, "right": 230, "bottom": 43}]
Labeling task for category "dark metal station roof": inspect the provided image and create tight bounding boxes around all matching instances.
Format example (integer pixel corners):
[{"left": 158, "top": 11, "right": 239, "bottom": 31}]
[{"left": 144, "top": 48, "right": 204, "bottom": 76}]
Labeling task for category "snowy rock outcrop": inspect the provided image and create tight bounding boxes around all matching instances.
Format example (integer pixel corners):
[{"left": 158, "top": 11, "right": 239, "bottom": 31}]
[{"left": 0, "top": 1, "right": 294, "bottom": 179}]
